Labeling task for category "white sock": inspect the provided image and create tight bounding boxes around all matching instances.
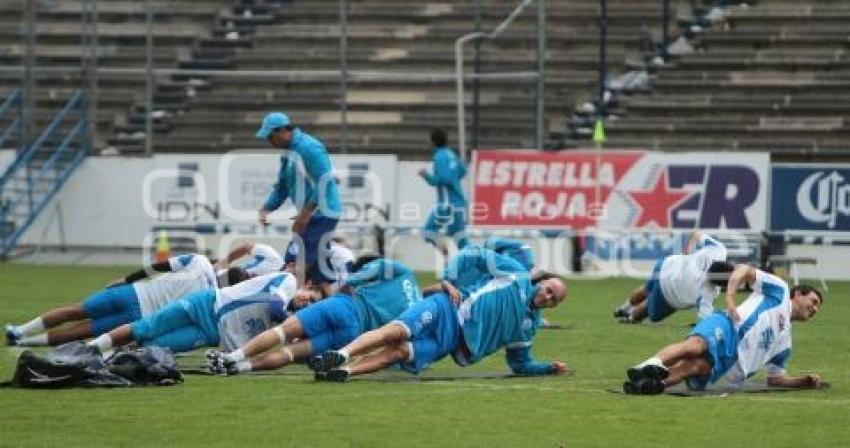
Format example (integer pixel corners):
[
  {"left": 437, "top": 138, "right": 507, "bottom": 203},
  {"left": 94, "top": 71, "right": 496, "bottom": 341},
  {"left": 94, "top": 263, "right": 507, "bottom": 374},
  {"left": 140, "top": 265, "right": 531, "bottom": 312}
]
[
  {"left": 88, "top": 334, "right": 114, "bottom": 352},
  {"left": 17, "top": 317, "right": 45, "bottom": 336},
  {"left": 224, "top": 349, "right": 245, "bottom": 363},
  {"left": 235, "top": 360, "right": 252, "bottom": 373},
  {"left": 338, "top": 349, "right": 350, "bottom": 361},
  {"left": 17, "top": 333, "right": 48, "bottom": 346},
  {"left": 641, "top": 356, "right": 663, "bottom": 367}
]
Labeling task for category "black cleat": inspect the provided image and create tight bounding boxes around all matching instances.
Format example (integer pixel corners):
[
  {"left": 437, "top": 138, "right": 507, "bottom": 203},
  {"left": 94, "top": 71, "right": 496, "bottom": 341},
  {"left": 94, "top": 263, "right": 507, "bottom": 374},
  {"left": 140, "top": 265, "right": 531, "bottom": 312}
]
[
  {"left": 623, "top": 378, "right": 665, "bottom": 395},
  {"left": 5, "top": 325, "right": 19, "bottom": 346},
  {"left": 325, "top": 368, "right": 350, "bottom": 383},
  {"left": 627, "top": 363, "right": 669, "bottom": 383},
  {"left": 308, "top": 350, "right": 348, "bottom": 372}
]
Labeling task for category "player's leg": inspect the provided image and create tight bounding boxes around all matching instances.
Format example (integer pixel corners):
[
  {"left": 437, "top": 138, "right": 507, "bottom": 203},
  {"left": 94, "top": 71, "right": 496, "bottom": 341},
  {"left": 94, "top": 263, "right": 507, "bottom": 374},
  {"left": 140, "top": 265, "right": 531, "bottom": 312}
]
[
  {"left": 6, "top": 286, "right": 130, "bottom": 344},
  {"left": 447, "top": 206, "right": 470, "bottom": 250},
  {"left": 32, "top": 286, "right": 143, "bottom": 346},
  {"left": 663, "top": 356, "right": 712, "bottom": 389},
  {"left": 613, "top": 285, "right": 646, "bottom": 323},
  {"left": 627, "top": 336, "right": 707, "bottom": 384},
  {"left": 318, "top": 342, "right": 411, "bottom": 382},
  {"left": 300, "top": 215, "right": 339, "bottom": 279},
  {"left": 314, "top": 294, "right": 450, "bottom": 375},
  {"left": 221, "top": 314, "right": 306, "bottom": 364},
  {"left": 310, "top": 322, "right": 408, "bottom": 373},
  {"left": 145, "top": 325, "right": 214, "bottom": 353},
  {"left": 39, "top": 321, "right": 93, "bottom": 346},
  {"left": 88, "top": 296, "right": 194, "bottom": 352},
  {"left": 421, "top": 208, "right": 446, "bottom": 254},
  {"left": 245, "top": 339, "right": 315, "bottom": 373}
]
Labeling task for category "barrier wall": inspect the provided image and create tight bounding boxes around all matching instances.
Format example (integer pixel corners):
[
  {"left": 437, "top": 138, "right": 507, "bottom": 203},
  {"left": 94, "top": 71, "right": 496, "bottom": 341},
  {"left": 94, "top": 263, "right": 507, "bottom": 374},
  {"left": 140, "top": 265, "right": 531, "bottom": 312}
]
[{"left": 4, "top": 149, "right": 850, "bottom": 279}]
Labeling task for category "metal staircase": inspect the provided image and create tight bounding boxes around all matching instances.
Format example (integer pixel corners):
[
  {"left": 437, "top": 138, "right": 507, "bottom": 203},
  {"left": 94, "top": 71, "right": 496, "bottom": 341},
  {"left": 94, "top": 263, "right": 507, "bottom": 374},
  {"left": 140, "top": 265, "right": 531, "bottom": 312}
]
[{"left": 0, "top": 89, "right": 90, "bottom": 259}]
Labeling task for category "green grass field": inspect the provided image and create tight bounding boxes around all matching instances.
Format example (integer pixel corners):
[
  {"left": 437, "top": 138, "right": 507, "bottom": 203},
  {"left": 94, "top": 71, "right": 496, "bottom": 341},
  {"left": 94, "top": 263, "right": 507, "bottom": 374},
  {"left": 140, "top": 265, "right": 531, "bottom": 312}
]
[{"left": 0, "top": 263, "right": 848, "bottom": 447}]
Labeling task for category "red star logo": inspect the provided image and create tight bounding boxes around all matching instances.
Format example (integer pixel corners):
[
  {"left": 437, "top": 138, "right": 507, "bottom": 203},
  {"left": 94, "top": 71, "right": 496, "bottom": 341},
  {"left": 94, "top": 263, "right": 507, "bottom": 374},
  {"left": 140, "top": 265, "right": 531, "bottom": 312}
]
[{"left": 628, "top": 171, "right": 691, "bottom": 228}]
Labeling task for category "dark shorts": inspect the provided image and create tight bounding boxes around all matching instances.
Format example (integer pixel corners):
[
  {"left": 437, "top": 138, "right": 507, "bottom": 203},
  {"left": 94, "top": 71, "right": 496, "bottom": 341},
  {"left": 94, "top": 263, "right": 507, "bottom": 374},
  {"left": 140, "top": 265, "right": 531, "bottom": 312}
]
[{"left": 285, "top": 215, "right": 339, "bottom": 282}]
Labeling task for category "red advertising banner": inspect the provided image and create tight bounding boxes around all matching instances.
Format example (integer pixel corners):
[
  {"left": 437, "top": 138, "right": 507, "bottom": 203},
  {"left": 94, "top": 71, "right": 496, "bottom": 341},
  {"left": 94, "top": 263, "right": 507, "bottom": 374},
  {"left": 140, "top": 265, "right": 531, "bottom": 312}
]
[{"left": 472, "top": 150, "right": 644, "bottom": 228}]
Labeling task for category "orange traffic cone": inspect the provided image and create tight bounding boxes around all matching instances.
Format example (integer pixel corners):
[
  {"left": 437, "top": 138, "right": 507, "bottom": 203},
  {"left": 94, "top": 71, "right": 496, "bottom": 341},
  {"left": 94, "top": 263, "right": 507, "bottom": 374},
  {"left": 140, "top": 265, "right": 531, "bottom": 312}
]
[{"left": 154, "top": 230, "right": 171, "bottom": 263}]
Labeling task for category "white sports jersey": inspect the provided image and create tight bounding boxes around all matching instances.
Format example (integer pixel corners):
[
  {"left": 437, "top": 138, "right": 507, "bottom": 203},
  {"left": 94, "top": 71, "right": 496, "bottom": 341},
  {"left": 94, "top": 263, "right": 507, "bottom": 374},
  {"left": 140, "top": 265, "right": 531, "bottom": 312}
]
[
  {"left": 658, "top": 234, "right": 727, "bottom": 318},
  {"left": 325, "top": 243, "right": 355, "bottom": 287},
  {"left": 726, "top": 270, "right": 793, "bottom": 388},
  {"left": 214, "top": 272, "right": 296, "bottom": 351},
  {"left": 134, "top": 254, "right": 217, "bottom": 317},
  {"left": 243, "top": 243, "right": 284, "bottom": 276}
]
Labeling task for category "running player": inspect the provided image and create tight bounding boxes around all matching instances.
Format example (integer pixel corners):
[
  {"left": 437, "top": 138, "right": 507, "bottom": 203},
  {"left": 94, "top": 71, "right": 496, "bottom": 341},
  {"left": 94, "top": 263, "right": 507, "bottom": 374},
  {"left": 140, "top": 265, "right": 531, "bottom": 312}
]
[{"left": 419, "top": 128, "right": 469, "bottom": 255}]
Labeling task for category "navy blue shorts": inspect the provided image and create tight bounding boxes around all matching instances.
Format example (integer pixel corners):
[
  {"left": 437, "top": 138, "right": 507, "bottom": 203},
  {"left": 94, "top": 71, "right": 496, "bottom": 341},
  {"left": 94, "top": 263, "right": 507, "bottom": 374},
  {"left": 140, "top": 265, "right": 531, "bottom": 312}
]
[
  {"left": 394, "top": 293, "right": 461, "bottom": 374},
  {"left": 295, "top": 294, "right": 362, "bottom": 354},
  {"left": 82, "top": 284, "right": 142, "bottom": 336},
  {"left": 645, "top": 259, "right": 675, "bottom": 322},
  {"left": 687, "top": 312, "right": 738, "bottom": 390}
]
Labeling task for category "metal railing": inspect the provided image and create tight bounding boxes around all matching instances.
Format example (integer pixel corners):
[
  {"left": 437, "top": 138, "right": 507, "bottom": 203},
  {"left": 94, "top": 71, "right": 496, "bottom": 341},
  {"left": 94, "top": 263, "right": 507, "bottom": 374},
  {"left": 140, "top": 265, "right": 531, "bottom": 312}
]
[{"left": 0, "top": 90, "right": 90, "bottom": 258}]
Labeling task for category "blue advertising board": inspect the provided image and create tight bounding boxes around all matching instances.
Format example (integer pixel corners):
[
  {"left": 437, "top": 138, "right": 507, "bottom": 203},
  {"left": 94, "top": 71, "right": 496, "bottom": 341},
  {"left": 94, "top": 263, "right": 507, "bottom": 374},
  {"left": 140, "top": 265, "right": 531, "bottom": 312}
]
[{"left": 771, "top": 164, "right": 850, "bottom": 233}]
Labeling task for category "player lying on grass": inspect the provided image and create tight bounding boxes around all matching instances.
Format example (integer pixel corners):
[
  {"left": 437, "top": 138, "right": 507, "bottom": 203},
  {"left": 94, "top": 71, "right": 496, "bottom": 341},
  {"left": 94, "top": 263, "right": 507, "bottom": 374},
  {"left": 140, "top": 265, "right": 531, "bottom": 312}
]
[
  {"left": 215, "top": 241, "right": 285, "bottom": 277},
  {"left": 5, "top": 254, "right": 251, "bottom": 347},
  {"left": 613, "top": 231, "right": 731, "bottom": 324},
  {"left": 623, "top": 264, "right": 824, "bottom": 395},
  {"left": 87, "top": 271, "right": 322, "bottom": 354},
  {"left": 420, "top": 237, "right": 535, "bottom": 299},
  {"left": 301, "top": 236, "right": 356, "bottom": 298},
  {"left": 309, "top": 253, "right": 569, "bottom": 382},
  {"left": 216, "top": 238, "right": 354, "bottom": 298},
  {"left": 206, "top": 257, "right": 422, "bottom": 375}
]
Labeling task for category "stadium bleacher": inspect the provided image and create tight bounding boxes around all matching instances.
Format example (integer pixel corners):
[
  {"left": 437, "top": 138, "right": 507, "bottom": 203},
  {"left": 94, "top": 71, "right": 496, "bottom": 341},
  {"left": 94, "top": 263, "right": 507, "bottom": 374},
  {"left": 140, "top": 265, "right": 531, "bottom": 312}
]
[{"left": 603, "top": 0, "right": 850, "bottom": 161}]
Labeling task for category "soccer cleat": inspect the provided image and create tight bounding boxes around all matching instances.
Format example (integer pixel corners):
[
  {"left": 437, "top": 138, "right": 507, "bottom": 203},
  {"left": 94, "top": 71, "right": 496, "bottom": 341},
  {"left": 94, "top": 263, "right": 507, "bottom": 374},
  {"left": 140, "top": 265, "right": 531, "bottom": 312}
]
[
  {"left": 308, "top": 350, "right": 348, "bottom": 372},
  {"left": 5, "top": 325, "right": 19, "bottom": 346},
  {"left": 627, "top": 361, "right": 669, "bottom": 383},
  {"left": 325, "top": 368, "right": 350, "bottom": 383},
  {"left": 313, "top": 371, "right": 328, "bottom": 381},
  {"left": 206, "top": 350, "right": 237, "bottom": 375},
  {"left": 623, "top": 378, "right": 665, "bottom": 395}
]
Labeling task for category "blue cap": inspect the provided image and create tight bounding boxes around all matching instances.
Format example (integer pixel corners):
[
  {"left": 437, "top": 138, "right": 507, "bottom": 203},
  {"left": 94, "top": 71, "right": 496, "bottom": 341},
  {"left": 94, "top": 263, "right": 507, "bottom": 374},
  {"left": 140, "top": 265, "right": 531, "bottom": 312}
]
[{"left": 255, "top": 112, "right": 291, "bottom": 139}]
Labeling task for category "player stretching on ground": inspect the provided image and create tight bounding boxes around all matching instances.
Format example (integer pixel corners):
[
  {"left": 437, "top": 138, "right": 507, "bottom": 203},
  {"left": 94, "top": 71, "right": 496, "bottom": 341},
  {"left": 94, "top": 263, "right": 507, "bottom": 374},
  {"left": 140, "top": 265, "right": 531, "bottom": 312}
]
[
  {"left": 6, "top": 254, "right": 250, "bottom": 346},
  {"left": 624, "top": 264, "right": 824, "bottom": 394},
  {"left": 215, "top": 241, "right": 285, "bottom": 276},
  {"left": 206, "top": 258, "right": 421, "bottom": 375},
  {"left": 87, "top": 272, "right": 318, "bottom": 354},
  {"left": 613, "top": 231, "right": 730, "bottom": 324},
  {"left": 419, "top": 128, "right": 469, "bottom": 256},
  {"left": 309, "top": 253, "right": 569, "bottom": 382}
]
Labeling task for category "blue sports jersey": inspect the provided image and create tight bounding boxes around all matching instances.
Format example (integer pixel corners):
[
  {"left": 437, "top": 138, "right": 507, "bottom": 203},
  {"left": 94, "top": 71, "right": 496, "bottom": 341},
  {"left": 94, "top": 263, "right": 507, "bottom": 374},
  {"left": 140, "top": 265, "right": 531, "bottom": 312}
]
[
  {"left": 457, "top": 274, "right": 542, "bottom": 365},
  {"left": 422, "top": 146, "right": 467, "bottom": 207},
  {"left": 442, "top": 246, "right": 528, "bottom": 298},
  {"left": 482, "top": 237, "right": 535, "bottom": 271},
  {"left": 345, "top": 259, "right": 422, "bottom": 331},
  {"left": 264, "top": 128, "right": 341, "bottom": 218}
]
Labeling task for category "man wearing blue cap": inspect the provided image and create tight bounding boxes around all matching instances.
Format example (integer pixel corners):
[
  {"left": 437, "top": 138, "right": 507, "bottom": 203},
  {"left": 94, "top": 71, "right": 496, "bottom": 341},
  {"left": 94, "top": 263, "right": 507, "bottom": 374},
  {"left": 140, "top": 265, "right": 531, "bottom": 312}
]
[{"left": 255, "top": 112, "right": 342, "bottom": 281}]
